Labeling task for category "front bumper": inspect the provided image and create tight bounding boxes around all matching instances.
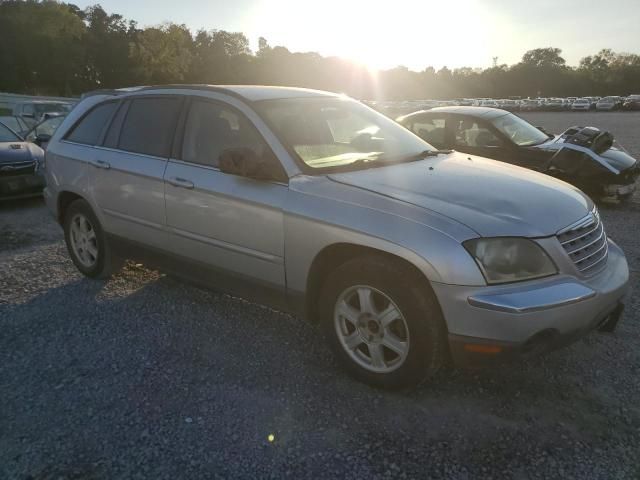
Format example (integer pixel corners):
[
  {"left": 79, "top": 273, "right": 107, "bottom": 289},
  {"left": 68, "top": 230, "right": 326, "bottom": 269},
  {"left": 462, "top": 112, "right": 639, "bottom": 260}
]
[
  {"left": 0, "top": 172, "right": 45, "bottom": 200},
  {"left": 432, "top": 239, "right": 629, "bottom": 366}
]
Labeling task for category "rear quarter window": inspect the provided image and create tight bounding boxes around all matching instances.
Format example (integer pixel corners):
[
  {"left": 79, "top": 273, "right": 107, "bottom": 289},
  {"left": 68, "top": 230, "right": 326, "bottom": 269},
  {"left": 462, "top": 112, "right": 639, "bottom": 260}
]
[{"left": 66, "top": 102, "right": 118, "bottom": 145}]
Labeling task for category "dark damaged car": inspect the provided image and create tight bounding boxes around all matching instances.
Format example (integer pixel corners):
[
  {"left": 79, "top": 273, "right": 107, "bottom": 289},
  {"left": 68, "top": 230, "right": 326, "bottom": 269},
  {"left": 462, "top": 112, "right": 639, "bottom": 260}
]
[
  {"left": 397, "top": 107, "right": 639, "bottom": 201},
  {"left": 0, "top": 122, "right": 45, "bottom": 200}
]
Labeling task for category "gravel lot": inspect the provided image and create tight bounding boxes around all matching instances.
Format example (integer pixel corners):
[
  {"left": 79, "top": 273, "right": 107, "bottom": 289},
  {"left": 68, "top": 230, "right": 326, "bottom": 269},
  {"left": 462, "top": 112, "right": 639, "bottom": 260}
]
[{"left": 1, "top": 112, "right": 639, "bottom": 479}]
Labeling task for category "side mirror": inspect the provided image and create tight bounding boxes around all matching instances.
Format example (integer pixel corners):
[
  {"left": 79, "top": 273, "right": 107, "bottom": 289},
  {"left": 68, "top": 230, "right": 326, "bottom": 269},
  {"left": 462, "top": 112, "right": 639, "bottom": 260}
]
[
  {"left": 219, "top": 148, "right": 279, "bottom": 181},
  {"left": 34, "top": 133, "right": 52, "bottom": 147}
]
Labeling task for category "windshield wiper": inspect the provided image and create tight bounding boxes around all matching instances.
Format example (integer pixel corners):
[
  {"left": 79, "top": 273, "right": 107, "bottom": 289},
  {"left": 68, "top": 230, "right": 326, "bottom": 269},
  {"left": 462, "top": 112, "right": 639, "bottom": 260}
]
[
  {"left": 341, "top": 149, "right": 452, "bottom": 170},
  {"left": 391, "top": 149, "right": 453, "bottom": 163}
]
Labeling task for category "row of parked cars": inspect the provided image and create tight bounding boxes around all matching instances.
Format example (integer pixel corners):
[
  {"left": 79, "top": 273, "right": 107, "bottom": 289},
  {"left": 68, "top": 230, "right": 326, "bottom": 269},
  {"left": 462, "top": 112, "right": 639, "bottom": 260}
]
[{"left": 371, "top": 95, "right": 640, "bottom": 116}]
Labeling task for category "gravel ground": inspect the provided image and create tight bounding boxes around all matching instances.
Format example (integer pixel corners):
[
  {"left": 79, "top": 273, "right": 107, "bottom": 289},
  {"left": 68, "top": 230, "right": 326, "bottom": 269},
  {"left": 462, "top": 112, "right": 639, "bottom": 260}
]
[{"left": 1, "top": 113, "right": 639, "bottom": 479}]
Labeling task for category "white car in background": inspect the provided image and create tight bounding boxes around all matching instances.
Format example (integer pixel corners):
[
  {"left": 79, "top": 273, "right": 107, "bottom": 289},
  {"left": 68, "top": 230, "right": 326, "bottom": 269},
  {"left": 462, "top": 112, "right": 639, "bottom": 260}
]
[
  {"left": 596, "top": 96, "right": 622, "bottom": 111},
  {"left": 571, "top": 98, "right": 592, "bottom": 111}
]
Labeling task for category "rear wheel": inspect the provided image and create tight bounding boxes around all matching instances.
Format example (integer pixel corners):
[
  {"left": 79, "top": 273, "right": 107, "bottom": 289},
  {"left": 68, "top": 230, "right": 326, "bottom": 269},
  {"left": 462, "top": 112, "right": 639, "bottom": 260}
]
[
  {"left": 319, "top": 256, "right": 447, "bottom": 389},
  {"left": 63, "top": 199, "right": 120, "bottom": 279}
]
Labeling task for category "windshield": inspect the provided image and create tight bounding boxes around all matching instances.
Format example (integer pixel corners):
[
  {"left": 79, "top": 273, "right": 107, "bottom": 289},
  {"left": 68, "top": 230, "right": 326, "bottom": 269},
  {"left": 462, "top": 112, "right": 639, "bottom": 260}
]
[
  {"left": 255, "top": 97, "right": 434, "bottom": 170},
  {"left": 0, "top": 122, "right": 21, "bottom": 142},
  {"left": 0, "top": 117, "right": 23, "bottom": 135},
  {"left": 26, "top": 116, "right": 65, "bottom": 142},
  {"left": 491, "top": 113, "right": 550, "bottom": 147}
]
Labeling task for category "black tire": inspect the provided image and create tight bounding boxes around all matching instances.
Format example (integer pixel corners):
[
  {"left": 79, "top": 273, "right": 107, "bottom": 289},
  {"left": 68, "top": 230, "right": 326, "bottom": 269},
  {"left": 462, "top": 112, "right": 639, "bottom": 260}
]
[
  {"left": 63, "top": 199, "right": 120, "bottom": 279},
  {"left": 318, "top": 255, "right": 447, "bottom": 390}
]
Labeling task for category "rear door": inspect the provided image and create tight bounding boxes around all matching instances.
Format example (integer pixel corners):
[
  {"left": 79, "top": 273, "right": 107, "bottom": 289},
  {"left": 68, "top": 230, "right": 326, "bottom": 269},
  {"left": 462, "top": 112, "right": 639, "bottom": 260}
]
[
  {"left": 163, "top": 97, "right": 288, "bottom": 291},
  {"left": 89, "top": 96, "right": 183, "bottom": 249}
]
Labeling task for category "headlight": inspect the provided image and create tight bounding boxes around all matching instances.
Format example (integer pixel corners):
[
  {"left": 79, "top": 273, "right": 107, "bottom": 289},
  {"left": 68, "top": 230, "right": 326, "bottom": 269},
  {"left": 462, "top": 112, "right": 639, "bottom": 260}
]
[{"left": 464, "top": 238, "right": 557, "bottom": 285}]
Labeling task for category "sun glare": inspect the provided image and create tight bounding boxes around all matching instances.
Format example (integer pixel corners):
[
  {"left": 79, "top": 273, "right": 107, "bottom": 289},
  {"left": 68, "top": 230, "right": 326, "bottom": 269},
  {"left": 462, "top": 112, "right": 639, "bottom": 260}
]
[{"left": 249, "top": 0, "right": 493, "bottom": 70}]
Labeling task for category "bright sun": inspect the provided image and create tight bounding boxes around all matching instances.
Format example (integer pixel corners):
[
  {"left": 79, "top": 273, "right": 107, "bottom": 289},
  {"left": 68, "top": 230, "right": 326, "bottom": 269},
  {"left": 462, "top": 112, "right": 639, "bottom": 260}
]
[{"left": 249, "top": 0, "right": 495, "bottom": 70}]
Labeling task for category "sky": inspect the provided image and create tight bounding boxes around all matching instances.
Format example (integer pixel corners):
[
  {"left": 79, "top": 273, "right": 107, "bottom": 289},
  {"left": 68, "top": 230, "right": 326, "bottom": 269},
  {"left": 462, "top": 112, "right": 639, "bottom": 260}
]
[{"left": 71, "top": 0, "right": 640, "bottom": 71}]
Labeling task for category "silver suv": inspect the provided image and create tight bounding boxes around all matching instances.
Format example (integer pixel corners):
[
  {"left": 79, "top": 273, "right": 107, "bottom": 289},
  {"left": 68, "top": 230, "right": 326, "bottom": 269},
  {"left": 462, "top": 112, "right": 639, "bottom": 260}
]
[{"left": 44, "top": 86, "right": 629, "bottom": 389}]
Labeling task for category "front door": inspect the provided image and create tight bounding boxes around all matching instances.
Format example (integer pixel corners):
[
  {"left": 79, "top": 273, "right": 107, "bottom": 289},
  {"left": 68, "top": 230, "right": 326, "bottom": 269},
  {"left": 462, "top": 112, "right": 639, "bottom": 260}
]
[
  {"left": 450, "top": 116, "right": 511, "bottom": 162},
  {"left": 163, "top": 98, "right": 288, "bottom": 294}
]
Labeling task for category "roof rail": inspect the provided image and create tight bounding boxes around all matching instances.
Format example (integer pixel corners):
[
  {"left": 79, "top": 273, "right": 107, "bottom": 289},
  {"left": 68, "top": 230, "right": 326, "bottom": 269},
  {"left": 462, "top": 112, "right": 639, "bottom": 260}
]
[{"left": 80, "top": 86, "right": 148, "bottom": 100}]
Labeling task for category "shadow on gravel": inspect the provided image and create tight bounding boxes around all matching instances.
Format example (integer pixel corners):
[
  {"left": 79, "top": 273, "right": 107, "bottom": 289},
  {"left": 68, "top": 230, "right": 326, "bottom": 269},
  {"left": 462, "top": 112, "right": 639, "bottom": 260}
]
[{"left": 2, "top": 268, "right": 637, "bottom": 478}]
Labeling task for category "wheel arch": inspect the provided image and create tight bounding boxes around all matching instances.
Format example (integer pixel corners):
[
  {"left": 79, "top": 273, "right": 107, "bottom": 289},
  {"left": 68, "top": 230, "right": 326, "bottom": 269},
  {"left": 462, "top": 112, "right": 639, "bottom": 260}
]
[
  {"left": 57, "top": 190, "right": 85, "bottom": 224},
  {"left": 303, "top": 242, "right": 440, "bottom": 325}
]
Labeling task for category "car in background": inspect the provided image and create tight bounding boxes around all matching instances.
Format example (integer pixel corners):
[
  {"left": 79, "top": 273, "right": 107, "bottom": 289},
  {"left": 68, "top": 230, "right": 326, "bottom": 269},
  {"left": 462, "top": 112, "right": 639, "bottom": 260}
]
[
  {"left": 622, "top": 95, "right": 640, "bottom": 111},
  {"left": 0, "top": 115, "right": 31, "bottom": 136},
  {"left": 0, "top": 121, "right": 45, "bottom": 199},
  {"left": 43, "top": 85, "right": 630, "bottom": 389},
  {"left": 498, "top": 99, "right": 519, "bottom": 111},
  {"left": 12, "top": 100, "right": 73, "bottom": 127},
  {"left": 397, "top": 106, "right": 639, "bottom": 201},
  {"left": 596, "top": 96, "right": 622, "bottom": 111},
  {"left": 478, "top": 99, "right": 499, "bottom": 108},
  {"left": 23, "top": 114, "right": 66, "bottom": 150},
  {"left": 519, "top": 99, "right": 540, "bottom": 111},
  {"left": 545, "top": 98, "right": 565, "bottom": 111},
  {"left": 571, "top": 98, "right": 592, "bottom": 111}
]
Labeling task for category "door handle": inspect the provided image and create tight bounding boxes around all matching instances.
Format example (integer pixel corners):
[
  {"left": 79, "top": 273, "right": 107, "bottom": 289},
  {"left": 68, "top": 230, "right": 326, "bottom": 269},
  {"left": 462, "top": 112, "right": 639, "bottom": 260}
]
[
  {"left": 167, "top": 176, "right": 195, "bottom": 189},
  {"left": 91, "top": 160, "right": 111, "bottom": 169}
]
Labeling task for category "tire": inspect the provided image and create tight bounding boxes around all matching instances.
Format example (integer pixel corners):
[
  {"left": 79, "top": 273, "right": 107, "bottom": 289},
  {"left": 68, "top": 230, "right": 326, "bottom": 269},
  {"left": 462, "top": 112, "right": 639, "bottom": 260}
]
[
  {"left": 318, "top": 255, "right": 447, "bottom": 390},
  {"left": 63, "top": 199, "right": 120, "bottom": 279}
]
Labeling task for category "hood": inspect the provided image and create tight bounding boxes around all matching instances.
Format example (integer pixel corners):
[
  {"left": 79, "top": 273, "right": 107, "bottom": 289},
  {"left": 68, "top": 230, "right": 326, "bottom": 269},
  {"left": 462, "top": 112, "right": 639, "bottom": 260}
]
[
  {"left": 0, "top": 141, "right": 37, "bottom": 164},
  {"left": 533, "top": 136, "right": 637, "bottom": 173},
  {"left": 328, "top": 152, "right": 592, "bottom": 237}
]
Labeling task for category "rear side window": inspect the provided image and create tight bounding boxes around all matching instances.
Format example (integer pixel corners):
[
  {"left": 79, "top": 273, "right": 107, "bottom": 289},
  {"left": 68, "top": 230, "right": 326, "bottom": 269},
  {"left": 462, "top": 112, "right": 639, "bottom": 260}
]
[
  {"left": 66, "top": 102, "right": 117, "bottom": 145},
  {"left": 118, "top": 97, "right": 181, "bottom": 157}
]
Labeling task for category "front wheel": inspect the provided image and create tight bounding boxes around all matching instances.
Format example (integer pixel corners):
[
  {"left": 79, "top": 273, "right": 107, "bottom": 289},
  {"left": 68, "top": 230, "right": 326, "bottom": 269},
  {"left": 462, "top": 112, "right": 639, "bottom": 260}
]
[{"left": 319, "top": 256, "right": 447, "bottom": 390}]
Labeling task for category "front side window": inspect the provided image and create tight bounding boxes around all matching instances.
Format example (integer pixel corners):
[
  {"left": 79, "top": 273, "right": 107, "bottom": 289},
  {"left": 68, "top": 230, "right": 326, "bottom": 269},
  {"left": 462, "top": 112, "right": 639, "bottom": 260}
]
[
  {"left": 181, "top": 101, "right": 270, "bottom": 168},
  {"left": 453, "top": 119, "right": 502, "bottom": 148},
  {"left": 118, "top": 97, "right": 181, "bottom": 157},
  {"left": 491, "top": 113, "right": 549, "bottom": 147},
  {"left": 255, "top": 97, "right": 434, "bottom": 171},
  {"left": 66, "top": 102, "right": 117, "bottom": 145}
]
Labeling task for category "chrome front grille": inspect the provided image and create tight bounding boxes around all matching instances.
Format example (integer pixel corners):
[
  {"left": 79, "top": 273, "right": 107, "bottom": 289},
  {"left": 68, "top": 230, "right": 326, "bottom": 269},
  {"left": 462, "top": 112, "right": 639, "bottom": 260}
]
[{"left": 557, "top": 208, "right": 608, "bottom": 275}]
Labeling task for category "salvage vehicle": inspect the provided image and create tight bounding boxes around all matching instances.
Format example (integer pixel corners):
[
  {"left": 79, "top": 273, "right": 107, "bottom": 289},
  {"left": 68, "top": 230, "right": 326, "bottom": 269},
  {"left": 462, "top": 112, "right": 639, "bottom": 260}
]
[
  {"left": 0, "top": 121, "right": 45, "bottom": 199},
  {"left": 43, "top": 86, "right": 629, "bottom": 389},
  {"left": 397, "top": 106, "right": 639, "bottom": 201}
]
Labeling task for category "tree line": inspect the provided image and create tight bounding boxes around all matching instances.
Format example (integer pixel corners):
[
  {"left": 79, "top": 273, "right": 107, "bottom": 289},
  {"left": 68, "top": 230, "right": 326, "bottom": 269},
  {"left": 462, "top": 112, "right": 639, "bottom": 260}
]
[{"left": 1, "top": 0, "right": 639, "bottom": 99}]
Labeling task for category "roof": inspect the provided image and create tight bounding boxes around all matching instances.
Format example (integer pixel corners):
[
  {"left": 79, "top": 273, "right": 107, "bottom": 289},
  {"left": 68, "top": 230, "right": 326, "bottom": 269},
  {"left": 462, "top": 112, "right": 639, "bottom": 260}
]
[
  {"left": 83, "top": 85, "right": 340, "bottom": 102},
  {"left": 425, "top": 106, "right": 511, "bottom": 118}
]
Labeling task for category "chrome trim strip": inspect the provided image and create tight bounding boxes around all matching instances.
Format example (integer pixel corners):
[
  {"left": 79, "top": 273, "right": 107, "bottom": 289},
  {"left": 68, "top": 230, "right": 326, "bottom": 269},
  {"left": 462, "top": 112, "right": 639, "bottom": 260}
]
[
  {"left": 556, "top": 207, "right": 597, "bottom": 236},
  {"left": 578, "top": 241, "right": 609, "bottom": 272},
  {"left": 575, "top": 238, "right": 608, "bottom": 267},
  {"left": 167, "top": 227, "right": 283, "bottom": 264},
  {"left": 565, "top": 225, "right": 605, "bottom": 254},
  {"left": 468, "top": 282, "right": 596, "bottom": 314},
  {"left": 560, "top": 220, "right": 599, "bottom": 245},
  {"left": 102, "top": 208, "right": 165, "bottom": 231}
]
